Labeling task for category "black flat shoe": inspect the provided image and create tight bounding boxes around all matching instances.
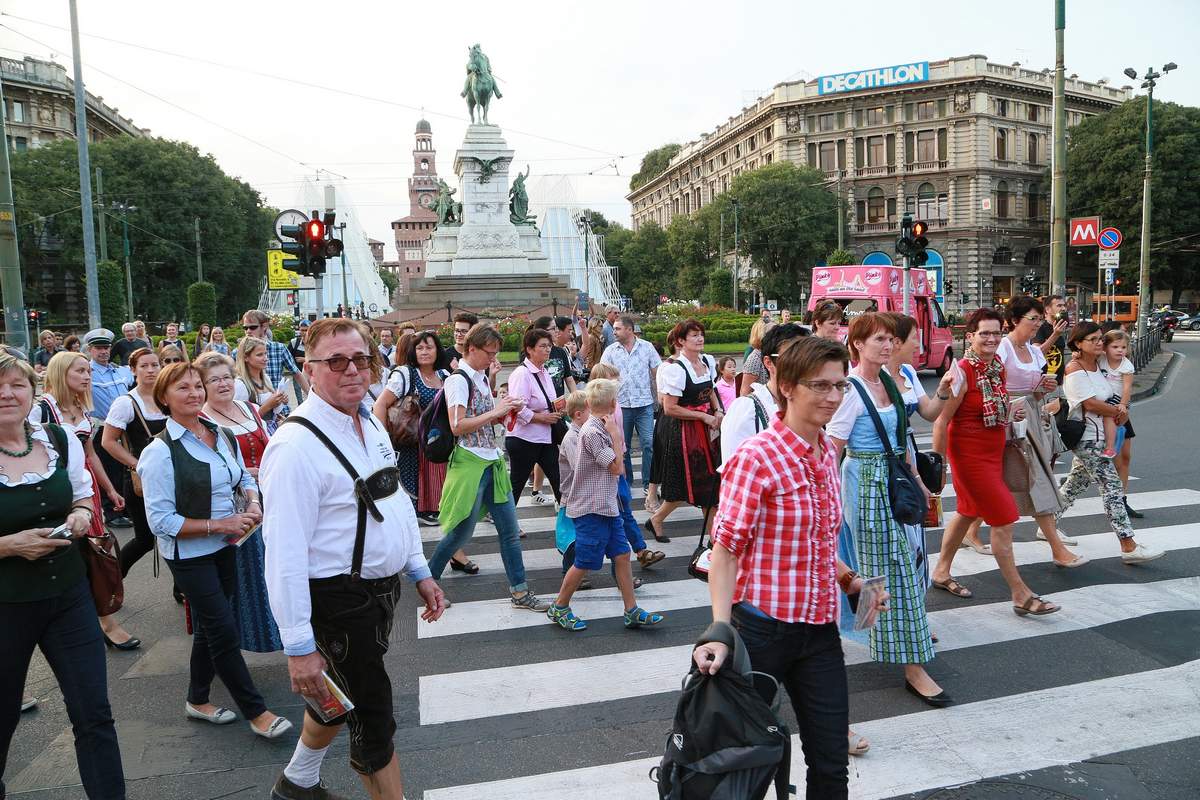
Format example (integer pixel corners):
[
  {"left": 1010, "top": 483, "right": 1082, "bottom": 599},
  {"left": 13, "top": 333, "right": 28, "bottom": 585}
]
[
  {"left": 1124, "top": 499, "right": 1144, "bottom": 519},
  {"left": 905, "top": 681, "right": 953, "bottom": 708},
  {"left": 449, "top": 557, "right": 479, "bottom": 575},
  {"left": 644, "top": 519, "right": 670, "bottom": 544},
  {"left": 103, "top": 633, "right": 142, "bottom": 651}
]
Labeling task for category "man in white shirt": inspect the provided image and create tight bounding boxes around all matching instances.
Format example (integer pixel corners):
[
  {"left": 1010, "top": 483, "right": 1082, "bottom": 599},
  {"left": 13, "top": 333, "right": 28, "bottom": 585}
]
[
  {"left": 261, "top": 318, "right": 445, "bottom": 800},
  {"left": 720, "top": 323, "right": 809, "bottom": 464},
  {"left": 376, "top": 327, "right": 396, "bottom": 366}
]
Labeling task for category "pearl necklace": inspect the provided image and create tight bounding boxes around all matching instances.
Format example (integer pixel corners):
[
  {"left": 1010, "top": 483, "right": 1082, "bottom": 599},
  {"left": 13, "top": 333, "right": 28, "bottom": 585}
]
[{"left": 0, "top": 422, "right": 35, "bottom": 458}]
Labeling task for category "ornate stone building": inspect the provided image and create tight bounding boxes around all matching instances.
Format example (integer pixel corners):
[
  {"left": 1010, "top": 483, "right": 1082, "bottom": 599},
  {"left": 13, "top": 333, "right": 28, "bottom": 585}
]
[
  {"left": 389, "top": 119, "right": 439, "bottom": 297},
  {"left": 627, "top": 55, "right": 1130, "bottom": 311}
]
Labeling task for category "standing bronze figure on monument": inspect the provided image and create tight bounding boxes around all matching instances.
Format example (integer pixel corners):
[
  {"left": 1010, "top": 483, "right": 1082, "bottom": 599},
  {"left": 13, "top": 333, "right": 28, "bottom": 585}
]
[{"left": 462, "top": 44, "right": 502, "bottom": 124}]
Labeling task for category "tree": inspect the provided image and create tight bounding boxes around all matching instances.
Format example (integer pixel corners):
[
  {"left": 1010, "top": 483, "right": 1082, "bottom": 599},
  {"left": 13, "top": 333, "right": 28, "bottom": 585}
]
[
  {"left": 11, "top": 137, "right": 275, "bottom": 324},
  {"left": 714, "top": 163, "right": 838, "bottom": 306},
  {"left": 826, "top": 248, "right": 856, "bottom": 266},
  {"left": 1065, "top": 99, "right": 1200, "bottom": 305},
  {"left": 187, "top": 281, "right": 217, "bottom": 330},
  {"left": 618, "top": 221, "right": 675, "bottom": 311},
  {"left": 702, "top": 266, "right": 733, "bottom": 306},
  {"left": 630, "top": 144, "right": 682, "bottom": 191},
  {"left": 602, "top": 224, "right": 634, "bottom": 273},
  {"left": 667, "top": 214, "right": 716, "bottom": 301},
  {"left": 581, "top": 208, "right": 612, "bottom": 235},
  {"left": 377, "top": 267, "right": 399, "bottom": 296},
  {"left": 97, "top": 260, "right": 125, "bottom": 328}
]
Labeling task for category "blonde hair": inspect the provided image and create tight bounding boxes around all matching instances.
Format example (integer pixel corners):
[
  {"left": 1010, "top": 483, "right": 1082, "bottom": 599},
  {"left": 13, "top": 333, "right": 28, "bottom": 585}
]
[
  {"left": 44, "top": 351, "right": 93, "bottom": 413},
  {"left": 749, "top": 319, "right": 772, "bottom": 350},
  {"left": 1103, "top": 329, "right": 1130, "bottom": 347},
  {"left": 0, "top": 352, "right": 38, "bottom": 402},
  {"left": 193, "top": 351, "right": 235, "bottom": 382},
  {"left": 587, "top": 362, "right": 620, "bottom": 381},
  {"left": 209, "top": 326, "right": 226, "bottom": 343},
  {"left": 234, "top": 335, "right": 273, "bottom": 396},
  {"left": 564, "top": 389, "right": 588, "bottom": 418},
  {"left": 585, "top": 378, "right": 619, "bottom": 411}
]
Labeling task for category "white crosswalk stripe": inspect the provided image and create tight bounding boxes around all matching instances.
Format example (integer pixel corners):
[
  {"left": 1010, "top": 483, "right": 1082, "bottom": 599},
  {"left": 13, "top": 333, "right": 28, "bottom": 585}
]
[{"left": 410, "top": 468, "right": 1200, "bottom": 798}]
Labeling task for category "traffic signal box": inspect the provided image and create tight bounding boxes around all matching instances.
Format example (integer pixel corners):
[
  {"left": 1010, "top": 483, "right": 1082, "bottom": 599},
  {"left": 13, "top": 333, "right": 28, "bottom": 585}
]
[
  {"left": 895, "top": 213, "right": 930, "bottom": 267},
  {"left": 280, "top": 213, "right": 345, "bottom": 277}
]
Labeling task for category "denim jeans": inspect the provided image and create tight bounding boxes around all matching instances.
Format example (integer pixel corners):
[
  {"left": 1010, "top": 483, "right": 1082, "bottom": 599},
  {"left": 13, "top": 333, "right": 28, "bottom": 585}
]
[
  {"left": 0, "top": 578, "right": 126, "bottom": 800},
  {"left": 428, "top": 467, "right": 528, "bottom": 593},
  {"left": 731, "top": 607, "right": 849, "bottom": 800},
  {"left": 166, "top": 546, "right": 268, "bottom": 720},
  {"left": 622, "top": 403, "right": 655, "bottom": 488},
  {"left": 618, "top": 475, "right": 646, "bottom": 551}
]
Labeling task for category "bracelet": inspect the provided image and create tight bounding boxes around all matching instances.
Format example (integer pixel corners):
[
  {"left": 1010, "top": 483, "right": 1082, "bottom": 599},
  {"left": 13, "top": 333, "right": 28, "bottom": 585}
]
[
  {"left": 837, "top": 569, "right": 860, "bottom": 595},
  {"left": 69, "top": 505, "right": 93, "bottom": 518},
  {"left": 206, "top": 519, "right": 211, "bottom": 535}
]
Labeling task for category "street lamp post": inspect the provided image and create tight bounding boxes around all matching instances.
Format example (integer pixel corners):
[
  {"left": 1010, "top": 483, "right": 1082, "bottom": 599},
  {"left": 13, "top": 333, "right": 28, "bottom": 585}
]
[
  {"left": 113, "top": 202, "right": 137, "bottom": 321},
  {"left": 731, "top": 199, "right": 740, "bottom": 313},
  {"left": 1124, "top": 62, "right": 1177, "bottom": 338}
]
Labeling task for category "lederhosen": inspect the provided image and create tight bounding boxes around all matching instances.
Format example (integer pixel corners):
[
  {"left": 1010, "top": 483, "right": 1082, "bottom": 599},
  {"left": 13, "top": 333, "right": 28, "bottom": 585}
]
[{"left": 280, "top": 416, "right": 402, "bottom": 776}]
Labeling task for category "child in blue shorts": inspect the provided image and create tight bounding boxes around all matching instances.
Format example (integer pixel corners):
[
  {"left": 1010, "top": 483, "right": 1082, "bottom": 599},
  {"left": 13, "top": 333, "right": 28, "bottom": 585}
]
[{"left": 548, "top": 379, "right": 665, "bottom": 632}]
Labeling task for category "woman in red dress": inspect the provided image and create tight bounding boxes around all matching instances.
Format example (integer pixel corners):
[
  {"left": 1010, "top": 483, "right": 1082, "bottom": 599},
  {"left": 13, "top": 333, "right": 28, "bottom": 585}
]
[{"left": 930, "top": 308, "right": 1060, "bottom": 617}]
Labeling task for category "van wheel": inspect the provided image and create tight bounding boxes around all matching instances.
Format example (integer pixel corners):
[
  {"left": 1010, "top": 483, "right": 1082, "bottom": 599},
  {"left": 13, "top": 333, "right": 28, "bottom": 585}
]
[{"left": 935, "top": 350, "right": 953, "bottom": 377}]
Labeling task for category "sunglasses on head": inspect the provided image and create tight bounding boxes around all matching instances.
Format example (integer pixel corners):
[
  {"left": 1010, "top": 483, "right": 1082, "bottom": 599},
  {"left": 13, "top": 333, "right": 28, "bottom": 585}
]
[{"left": 162, "top": 357, "right": 184, "bottom": 364}]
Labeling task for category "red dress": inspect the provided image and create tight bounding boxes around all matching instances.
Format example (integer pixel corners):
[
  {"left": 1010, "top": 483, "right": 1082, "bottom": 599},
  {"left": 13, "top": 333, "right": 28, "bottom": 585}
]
[{"left": 947, "top": 359, "right": 1018, "bottom": 526}]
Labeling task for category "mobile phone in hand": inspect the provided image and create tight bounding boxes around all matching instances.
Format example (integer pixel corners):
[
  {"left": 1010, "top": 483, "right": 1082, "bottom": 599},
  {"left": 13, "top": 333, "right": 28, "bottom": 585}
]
[{"left": 47, "top": 523, "right": 72, "bottom": 540}]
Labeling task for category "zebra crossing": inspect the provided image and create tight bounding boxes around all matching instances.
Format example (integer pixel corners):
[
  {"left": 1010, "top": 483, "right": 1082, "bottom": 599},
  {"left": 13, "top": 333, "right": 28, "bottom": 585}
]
[{"left": 401, "top": 447, "right": 1200, "bottom": 799}]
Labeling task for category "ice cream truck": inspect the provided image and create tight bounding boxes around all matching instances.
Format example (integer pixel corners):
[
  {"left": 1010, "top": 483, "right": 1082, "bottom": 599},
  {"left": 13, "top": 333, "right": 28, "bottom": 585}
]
[{"left": 807, "top": 265, "right": 956, "bottom": 374}]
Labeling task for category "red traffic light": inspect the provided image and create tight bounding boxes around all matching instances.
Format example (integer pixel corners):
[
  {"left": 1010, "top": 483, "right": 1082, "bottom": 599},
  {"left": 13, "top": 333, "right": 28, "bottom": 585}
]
[
  {"left": 307, "top": 220, "right": 325, "bottom": 240},
  {"left": 911, "top": 220, "right": 929, "bottom": 237}
]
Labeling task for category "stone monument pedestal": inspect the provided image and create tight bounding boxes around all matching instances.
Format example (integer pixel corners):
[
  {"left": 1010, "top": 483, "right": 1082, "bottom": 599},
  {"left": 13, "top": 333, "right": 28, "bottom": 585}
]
[{"left": 424, "top": 124, "right": 550, "bottom": 278}]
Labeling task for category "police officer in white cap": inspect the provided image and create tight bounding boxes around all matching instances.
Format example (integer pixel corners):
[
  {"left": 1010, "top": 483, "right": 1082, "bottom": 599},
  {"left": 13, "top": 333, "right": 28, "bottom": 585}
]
[{"left": 85, "top": 328, "right": 134, "bottom": 526}]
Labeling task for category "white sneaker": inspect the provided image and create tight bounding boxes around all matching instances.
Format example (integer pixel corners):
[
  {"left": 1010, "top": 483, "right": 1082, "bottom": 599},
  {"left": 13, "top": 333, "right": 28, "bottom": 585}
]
[
  {"left": 1121, "top": 544, "right": 1165, "bottom": 564},
  {"left": 1037, "top": 528, "right": 1078, "bottom": 546},
  {"left": 531, "top": 492, "right": 553, "bottom": 507}
]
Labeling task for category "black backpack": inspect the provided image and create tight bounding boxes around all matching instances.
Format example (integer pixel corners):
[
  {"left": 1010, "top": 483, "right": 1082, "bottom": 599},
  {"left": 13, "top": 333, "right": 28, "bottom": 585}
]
[
  {"left": 652, "top": 621, "right": 792, "bottom": 800},
  {"left": 418, "top": 368, "right": 473, "bottom": 464}
]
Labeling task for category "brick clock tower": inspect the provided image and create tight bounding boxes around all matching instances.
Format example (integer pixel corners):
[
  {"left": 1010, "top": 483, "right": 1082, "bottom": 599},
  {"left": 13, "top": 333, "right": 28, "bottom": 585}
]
[{"left": 391, "top": 119, "right": 439, "bottom": 296}]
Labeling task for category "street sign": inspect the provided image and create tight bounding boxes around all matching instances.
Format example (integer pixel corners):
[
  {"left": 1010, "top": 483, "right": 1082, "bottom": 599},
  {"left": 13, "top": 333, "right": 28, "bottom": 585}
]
[
  {"left": 1105, "top": 268, "right": 1116, "bottom": 285},
  {"left": 1070, "top": 216, "right": 1101, "bottom": 247},
  {"left": 766, "top": 299, "right": 779, "bottom": 311},
  {"left": 1099, "top": 249, "right": 1120, "bottom": 269},
  {"left": 1098, "top": 227, "right": 1123, "bottom": 250},
  {"left": 267, "top": 249, "right": 300, "bottom": 290}
]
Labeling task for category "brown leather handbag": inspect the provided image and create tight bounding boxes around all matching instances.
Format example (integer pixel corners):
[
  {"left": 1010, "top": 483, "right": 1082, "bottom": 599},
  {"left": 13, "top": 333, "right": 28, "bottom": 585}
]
[
  {"left": 81, "top": 530, "right": 124, "bottom": 616},
  {"left": 386, "top": 366, "right": 422, "bottom": 448},
  {"left": 1002, "top": 435, "right": 1034, "bottom": 493}
]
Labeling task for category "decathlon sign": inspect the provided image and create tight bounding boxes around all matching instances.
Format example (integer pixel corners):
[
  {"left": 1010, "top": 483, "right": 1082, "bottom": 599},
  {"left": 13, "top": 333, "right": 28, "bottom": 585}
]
[{"left": 817, "top": 62, "right": 930, "bottom": 95}]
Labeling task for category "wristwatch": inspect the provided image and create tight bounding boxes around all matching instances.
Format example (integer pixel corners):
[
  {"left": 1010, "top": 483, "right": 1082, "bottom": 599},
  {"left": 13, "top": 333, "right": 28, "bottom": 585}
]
[{"left": 837, "top": 569, "right": 860, "bottom": 595}]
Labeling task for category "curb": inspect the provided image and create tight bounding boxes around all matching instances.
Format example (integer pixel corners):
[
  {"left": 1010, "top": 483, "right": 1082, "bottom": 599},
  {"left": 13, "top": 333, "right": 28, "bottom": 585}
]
[{"left": 1131, "top": 349, "right": 1180, "bottom": 402}]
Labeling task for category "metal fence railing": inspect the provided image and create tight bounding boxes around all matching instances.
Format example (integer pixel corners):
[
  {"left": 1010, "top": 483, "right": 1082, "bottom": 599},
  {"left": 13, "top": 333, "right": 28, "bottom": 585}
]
[{"left": 1131, "top": 327, "right": 1163, "bottom": 372}]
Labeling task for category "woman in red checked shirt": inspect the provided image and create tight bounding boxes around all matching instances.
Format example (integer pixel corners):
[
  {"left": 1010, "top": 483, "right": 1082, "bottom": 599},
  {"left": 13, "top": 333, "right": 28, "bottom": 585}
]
[{"left": 693, "top": 337, "right": 888, "bottom": 800}]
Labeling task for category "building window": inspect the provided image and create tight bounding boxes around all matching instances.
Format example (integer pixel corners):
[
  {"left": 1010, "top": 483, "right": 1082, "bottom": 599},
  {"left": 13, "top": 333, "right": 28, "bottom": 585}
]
[
  {"left": 1027, "top": 182, "right": 1042, "bottom": 218},
  {"left": 720, "top": 152, "right": 727, "bottom": 166},
  {"left": 993, "top": 246, "right": 1013, "bottom": 265},
  {"left": 818, "top": 141, "right": 837, "bottom": 172},
  {"left": 11, "top": 101, "right": 24, "bottom": 123},
  {"left": 819, "top": 113, "right": 835, "bottom": 131},
  {"left": 995, "top": 128, "right": 1008, "bottom": 161},
  {"left": 996, "top": 180, "right": 1010, "bottom": 218},
  {"left": 916, "top": 130, "right": 937, "bottom": 162},
  {"left": 420, "top": 159, "right": 429, "bottom": 172},
  {"left": 867, "top": 135, "right": 885, "bottom": 167},
  {"left": 734, "top": 144, "right": 741, "bottom": 158},
  {"left": 763, "top": 126, "right": 772, "bottom": 142},
  {"left": 916, "top": 182, "right": 937, "bottom": 218},
  {"left": 747, "top": 137, "right": 756, "bottom": 152},
  {"left": 995, "top": 98, "right": 1008, "bottom": 117},
  {"left": 867, "top": 187, "right": 885, "bottom": 223},
  {"left": 1025, "top": 248, "right": 1042, "bottom": 266},
  {"left": 707, "top": 159, "right": 714, "bottom": 172},
  {"left": 916, "top": 100, "right": 936, "bottom": 120},
  {"left": 1028, "top": 103, "right": 1040, "bottom": 122},
  {"left": 1027, "top": 132, "right": 1039, "bottom": 165},
  {"left": 866, "top": 106, "right": 884, "bottom": 125}
]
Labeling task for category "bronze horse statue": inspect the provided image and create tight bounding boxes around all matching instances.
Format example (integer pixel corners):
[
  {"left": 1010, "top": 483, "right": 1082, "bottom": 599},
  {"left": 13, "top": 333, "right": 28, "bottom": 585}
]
[{"left": 461, "top": 44, "right": 502, "bottom": 125}]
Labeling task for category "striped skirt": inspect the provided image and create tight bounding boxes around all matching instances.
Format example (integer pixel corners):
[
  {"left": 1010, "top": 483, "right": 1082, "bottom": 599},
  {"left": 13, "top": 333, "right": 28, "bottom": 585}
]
[{"left": 843, "top": 450, "right": 934, "bottom": 665}]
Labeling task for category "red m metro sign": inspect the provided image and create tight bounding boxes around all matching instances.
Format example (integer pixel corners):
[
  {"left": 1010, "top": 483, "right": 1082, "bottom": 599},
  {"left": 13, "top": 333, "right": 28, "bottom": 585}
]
[{"left": 1070, "top": 216, "right": 1101, "bottom": 247}]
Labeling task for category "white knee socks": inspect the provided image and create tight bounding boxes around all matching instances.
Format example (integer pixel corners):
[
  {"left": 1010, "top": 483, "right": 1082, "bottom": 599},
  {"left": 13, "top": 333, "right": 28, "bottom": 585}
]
[{"left": 283, "top": 740, "right": 330, "bottom": 789}]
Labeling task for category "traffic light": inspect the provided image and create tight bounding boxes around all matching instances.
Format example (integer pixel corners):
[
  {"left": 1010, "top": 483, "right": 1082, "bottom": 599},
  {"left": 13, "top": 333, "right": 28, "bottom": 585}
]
[
  {"left": 910, "top": 219, "right": 930, "bottom": 267},
  {"left": 896, "top": 213, "right": 914, "bottom": 259},
  {"left": 279, "top": 213, "right": 344, "bottom": 277},
  {"left": 280, "top": 222, "right": 307, "bottom": 274},
  {"left": 27, "top": 309, "right": 39, "bottom": 326},
  {"left": 305, "top": 219, "right": 326, "bottom": 276},
  {"left": 1019, "top": 271, "right": 1038, "bottom": 295}
]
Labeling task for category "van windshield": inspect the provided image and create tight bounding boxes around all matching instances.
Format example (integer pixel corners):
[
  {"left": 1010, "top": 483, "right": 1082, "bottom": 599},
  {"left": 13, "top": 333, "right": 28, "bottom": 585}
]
[{"left": 844, "top": 299, "right": 880, "bottom": 319}]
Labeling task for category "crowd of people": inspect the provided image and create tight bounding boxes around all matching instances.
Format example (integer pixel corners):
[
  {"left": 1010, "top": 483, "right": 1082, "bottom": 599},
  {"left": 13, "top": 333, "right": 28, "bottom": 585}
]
[{"left": 0, "top": 295, "right": 1167, "bottom": 800}]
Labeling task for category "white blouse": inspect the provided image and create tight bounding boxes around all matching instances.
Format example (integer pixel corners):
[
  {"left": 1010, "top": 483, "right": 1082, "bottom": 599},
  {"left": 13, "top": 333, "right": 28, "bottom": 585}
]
[
  {"left": 659, "top": 354, "right": 717, "bottom": 397},
  {"left": 997, "top": 337, "right": 1048, "bottom": 393},
  {"left": 0, "top": 420, "right": 93, "bottom": 501}
]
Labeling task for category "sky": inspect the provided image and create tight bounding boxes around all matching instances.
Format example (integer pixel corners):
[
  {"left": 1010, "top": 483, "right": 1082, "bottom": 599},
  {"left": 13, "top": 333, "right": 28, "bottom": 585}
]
[{"left": 2, "top": 0, "right": 1197, "bottom": 258}]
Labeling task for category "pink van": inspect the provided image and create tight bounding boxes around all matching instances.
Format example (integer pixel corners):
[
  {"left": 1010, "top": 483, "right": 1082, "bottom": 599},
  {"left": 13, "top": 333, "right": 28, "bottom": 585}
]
[{"left": 808, "top": 265, "right": 956, "bottom": 374}]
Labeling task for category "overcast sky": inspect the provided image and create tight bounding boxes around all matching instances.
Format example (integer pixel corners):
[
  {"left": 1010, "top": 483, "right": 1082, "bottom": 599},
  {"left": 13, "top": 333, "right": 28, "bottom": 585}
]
[{"left": 2, "top": 0, "right": 1197, "bottom": 255}]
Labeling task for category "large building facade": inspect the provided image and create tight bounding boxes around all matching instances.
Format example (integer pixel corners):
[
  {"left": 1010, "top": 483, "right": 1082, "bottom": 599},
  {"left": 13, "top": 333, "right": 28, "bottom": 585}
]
[
  {"left": 389, "top": 119, "right": 440, "bottom": 297},
  {"left": 627, "top": 55, "right": 1130, "bottom": 311},
  {"left": 2, "top": 56, "right": 148, "bottom": 151}
]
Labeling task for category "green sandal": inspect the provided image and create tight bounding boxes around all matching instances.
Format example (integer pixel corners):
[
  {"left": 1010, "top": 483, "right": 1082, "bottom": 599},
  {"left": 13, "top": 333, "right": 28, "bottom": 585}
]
[
  {"left": 547, "top": 604, "right": 587, "bottom": 631},
  {"left": 623, "top": 606, "right": 664, "bottom": 628}
]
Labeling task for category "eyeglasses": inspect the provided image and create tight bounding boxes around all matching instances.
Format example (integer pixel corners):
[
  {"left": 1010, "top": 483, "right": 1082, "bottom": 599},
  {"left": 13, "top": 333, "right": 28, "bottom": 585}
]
[
  {"left": 205, "top": 375, "right": 234, "bottom": 385},
  {"left": 308, "top": 354, "right": 374, "bottom": 372},
  {"left": 796, "top": 379, "right": 852, "bottom": 395},
  {"left": 454, "top": 328, "right": 471, "bottom": 336},
  {"left": 973, "top": 331, "right": 1003, "bottom": 339},
  {"left": 1081, "top": 335, "right": 1103, "bottom": 344},
  {"left": 162, "top": 357, "right": 184, "bottom": 364},
  {"left": 1021, "top": 315, "right": 1043, "bottom": 323},
  {"left": 243, "top": 324, "right": 261, "bottom": 331}
]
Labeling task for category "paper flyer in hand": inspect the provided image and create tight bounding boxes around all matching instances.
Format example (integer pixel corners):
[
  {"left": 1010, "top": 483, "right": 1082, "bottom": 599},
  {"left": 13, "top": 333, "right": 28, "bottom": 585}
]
[
  {"left": 948, "top": 358, "right": 966, "bottom": 397},
  {"left": 223, "top": 525, "right": 261, "bottom": 547},
  {"left": 304, "top": 671, "right": 355, "bottom": 723},
  {"left": 853, "top": 576, "right": 887, "bottom": 631}
]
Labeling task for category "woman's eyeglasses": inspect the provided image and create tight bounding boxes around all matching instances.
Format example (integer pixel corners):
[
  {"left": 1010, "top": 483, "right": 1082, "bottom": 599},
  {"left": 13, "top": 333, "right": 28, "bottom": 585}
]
[
  {"left": 796, "top": 379, "right": 852, "bottom": 395},
  {"left": 308, "top": 354, "right": 374, "bottom": 372},
  {"left": 162, "top": 357, "right": 184, "bottom": 364}
]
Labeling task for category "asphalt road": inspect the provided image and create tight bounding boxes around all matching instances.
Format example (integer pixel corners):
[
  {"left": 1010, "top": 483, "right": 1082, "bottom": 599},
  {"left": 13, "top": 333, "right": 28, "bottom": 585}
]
[{"left": 7, "top": 342, "right": 1199, "bottom": 800}]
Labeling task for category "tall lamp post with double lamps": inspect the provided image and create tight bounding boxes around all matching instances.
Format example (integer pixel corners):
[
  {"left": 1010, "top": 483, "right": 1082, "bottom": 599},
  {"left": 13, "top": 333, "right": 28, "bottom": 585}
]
[{"left": 1124, "top": 62, "right": 1177, "bottom": 338}]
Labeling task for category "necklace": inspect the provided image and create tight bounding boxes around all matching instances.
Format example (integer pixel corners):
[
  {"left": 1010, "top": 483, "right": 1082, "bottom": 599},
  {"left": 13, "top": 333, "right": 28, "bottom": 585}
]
[
  {"left": 0, "top": 422, "right": 35, "bottom": 458},
  {"left": 859, "top": 372, "right": 882, "bottom": 385},
  {"left": 209, "top": 404, "right": 249, "bottom": 427}
]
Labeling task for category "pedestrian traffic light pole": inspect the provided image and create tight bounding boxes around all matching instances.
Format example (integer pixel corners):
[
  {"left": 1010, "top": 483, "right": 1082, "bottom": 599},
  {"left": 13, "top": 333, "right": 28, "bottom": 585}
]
[
  {"left": 1125, "top": 62, "right": 1176, "bottom": 339},
  {"left": 113, "top": 202, "right": 136, "bottom": 321},
  {"left": 0, "top": 79, "right": 30, "bottom": 352},
  {"left": 731, "top": 199, "right": 740, "bottom": 313},
  {"left": 69, "top": 0, "right": 101, "bottom": 329},
  {"left": 1049, "top": 0, "right": 1068, "bottom": 299},
  {"left": 336, "top": 222, "right": 349, "bottom": 317}
]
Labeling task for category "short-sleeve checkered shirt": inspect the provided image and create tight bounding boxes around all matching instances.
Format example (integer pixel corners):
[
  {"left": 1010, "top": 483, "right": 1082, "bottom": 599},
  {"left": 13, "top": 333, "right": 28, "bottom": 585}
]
[
  {"left": 711, "top": 416, "right": 841, "bottom": 624},
  {"left": 265, "top": 339, "right": 301, "bottom": 417},
  {"left": 565, "top": 417, "right": 619, "bottom": 518}
]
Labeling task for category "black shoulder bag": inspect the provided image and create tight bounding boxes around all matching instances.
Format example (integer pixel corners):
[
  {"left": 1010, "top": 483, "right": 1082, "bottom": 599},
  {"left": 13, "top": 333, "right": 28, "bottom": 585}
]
[
  {"left": 849, "top": 377, "right": 926, "bottom": 526},
  {"left": 532, "top": 370, "right": 568, "bottom": 446}
]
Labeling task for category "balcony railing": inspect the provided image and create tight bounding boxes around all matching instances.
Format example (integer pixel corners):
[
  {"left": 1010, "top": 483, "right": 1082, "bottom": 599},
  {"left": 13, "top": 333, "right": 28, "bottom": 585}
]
[
  {"left": 905, "top": 160, "right": 948, "bottom": 173},
  {"left": 854, "top": 164, "right": 896, "bottom": 177}
]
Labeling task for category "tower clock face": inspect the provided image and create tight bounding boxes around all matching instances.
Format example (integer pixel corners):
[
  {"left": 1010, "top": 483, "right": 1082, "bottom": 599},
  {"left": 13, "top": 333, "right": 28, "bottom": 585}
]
[{"left": 419, "top": 193, "right": 433, "bottom": 208}]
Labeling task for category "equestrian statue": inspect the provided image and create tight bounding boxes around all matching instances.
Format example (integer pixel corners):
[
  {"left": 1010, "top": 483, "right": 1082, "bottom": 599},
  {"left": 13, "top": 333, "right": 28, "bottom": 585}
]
[{"left": 462, "top": 44, "right": 502, "bottom": 124}]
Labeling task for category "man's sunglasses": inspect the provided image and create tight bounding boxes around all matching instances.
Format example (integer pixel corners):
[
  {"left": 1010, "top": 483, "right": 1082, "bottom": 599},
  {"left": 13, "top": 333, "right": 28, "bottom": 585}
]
[{"left": 308, "top": 354, "right": 375, "bottom": 372}]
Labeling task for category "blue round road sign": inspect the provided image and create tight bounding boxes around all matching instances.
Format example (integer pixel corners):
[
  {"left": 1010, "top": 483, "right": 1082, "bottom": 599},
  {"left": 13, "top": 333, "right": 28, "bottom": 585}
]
[{"left": 1098, "top": 227, "right": 1123, "bottom": 250}]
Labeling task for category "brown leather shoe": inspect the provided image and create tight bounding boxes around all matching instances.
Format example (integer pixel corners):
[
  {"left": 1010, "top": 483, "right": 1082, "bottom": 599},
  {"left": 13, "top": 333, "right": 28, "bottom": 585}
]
[{"left": 271, "top": 775, "right": 350, "bottom": 800}]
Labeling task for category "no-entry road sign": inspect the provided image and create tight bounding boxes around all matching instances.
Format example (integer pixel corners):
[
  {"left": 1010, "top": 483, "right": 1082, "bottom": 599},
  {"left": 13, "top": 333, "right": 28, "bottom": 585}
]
[
  {"left": 1098, "top": 227, "right": 1123, "bottom": 250},
  {"left": 1070, "top": 217, "right": 1101, "bottom": 247}
]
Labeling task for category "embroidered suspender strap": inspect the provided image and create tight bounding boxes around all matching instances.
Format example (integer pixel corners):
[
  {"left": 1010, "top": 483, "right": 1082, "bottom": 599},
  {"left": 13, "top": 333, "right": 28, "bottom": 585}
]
[
  {"left": 279, "top": 415, "right": 380, "bottom": 579},
  {"left": 749, "top": 393, "right": 769, "bottom": 432}
]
